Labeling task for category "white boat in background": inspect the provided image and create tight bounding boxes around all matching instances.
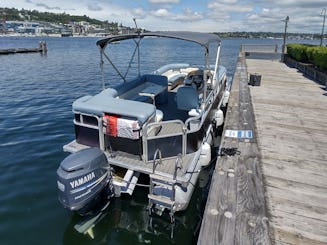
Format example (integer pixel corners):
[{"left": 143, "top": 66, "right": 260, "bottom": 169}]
[{"left": 56, "top": 31, "right": 230, "bottom": 222}]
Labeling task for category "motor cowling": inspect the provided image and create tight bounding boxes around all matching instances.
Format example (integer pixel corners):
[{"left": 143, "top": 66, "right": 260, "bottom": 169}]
[{"left": 57, "top": 148, "right": 112, "bottom": 215}]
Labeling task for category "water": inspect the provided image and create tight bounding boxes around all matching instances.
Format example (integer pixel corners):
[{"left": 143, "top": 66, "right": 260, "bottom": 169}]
[{"left": 0, "top": 36, "right": 310, "bottom": 244}]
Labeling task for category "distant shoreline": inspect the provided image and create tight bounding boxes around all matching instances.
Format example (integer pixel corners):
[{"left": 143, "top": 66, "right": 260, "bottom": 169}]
[
  {"left": 0, "top": 33, "right": 323, "bottom": 41},
  {"left": 0, "top": 33, "right": 107, "bottom": 38}
]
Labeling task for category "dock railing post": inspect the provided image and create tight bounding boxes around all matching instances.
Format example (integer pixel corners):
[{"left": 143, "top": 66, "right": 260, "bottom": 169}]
[
  {"left": 281, "top": 16, "right": 289, "bottom": 62},
  {"left": 320, "top": 8, "right": 326, "bottom": 47}
]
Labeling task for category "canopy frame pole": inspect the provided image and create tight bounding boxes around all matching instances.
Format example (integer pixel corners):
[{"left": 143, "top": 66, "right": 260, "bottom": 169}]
[
  {"left": 100, "top": 48, "right": 105, "bottom": 90},
  {"left": 133, "top": 18, "right": 141, "bottom": 77},
  {"left": 202, "top": 47, "right": 209, "bottom": 104},
  {"left": 213, "top": 43, "right": 221, "bottom": 87},
  {"left": 124, "top": 39, "right": 140, "bottom": 80},
  {"left": 102, "top": 51, "right": 127, "bottom": 83},
  {"left": 101, "top": 38, "right": 142, "bottom": 84}
]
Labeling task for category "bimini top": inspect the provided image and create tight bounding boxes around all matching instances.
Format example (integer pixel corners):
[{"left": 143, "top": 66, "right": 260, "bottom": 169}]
[{"left": 96, "top": 31, "right": 221, "bottom": 49}]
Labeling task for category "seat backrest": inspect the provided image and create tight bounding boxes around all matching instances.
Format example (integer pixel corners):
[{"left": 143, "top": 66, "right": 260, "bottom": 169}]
[{"left": 176, "top": 86, "right": 199, "bottom": 111}]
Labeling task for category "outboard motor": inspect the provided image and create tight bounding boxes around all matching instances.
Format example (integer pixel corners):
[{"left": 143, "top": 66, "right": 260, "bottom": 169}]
[{"left": 57, "top": 148, "right": 113, "bottom": 216}]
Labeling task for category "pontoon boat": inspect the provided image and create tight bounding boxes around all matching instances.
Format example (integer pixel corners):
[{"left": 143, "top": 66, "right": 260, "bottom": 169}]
[{"left": 56, "top": 31, "right": 230, "bottom": 222}]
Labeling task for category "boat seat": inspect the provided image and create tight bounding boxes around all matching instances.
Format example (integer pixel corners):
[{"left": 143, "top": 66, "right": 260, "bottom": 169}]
[
  {"left": 73, "top": 94, "right": 156, "bottom": 125},
  {"left": 176, "top": 86, "right": 200, "bottom": 111},
  {"left": 167, "top": 73, "right": 187, "bottom": 89},
  {"left": 114, "top": 74, "right": 168, "bottom": 105}
]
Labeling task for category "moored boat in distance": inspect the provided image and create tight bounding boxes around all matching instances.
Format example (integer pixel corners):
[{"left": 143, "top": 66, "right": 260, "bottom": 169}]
[{"left": 56, "top": 31, "right": 230, "bottom": 223}]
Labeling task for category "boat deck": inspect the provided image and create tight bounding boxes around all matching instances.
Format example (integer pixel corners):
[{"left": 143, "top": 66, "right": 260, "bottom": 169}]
[
  {"left": 64, "top": 140, "right": 198, "bottom": 185},
  {"left": 106, "top": 151, "right": 197, "bottom": 184}
]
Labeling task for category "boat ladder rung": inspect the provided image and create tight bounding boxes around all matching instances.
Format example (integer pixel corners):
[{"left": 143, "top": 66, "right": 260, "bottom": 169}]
[
  {"left": 150, "top": 174, "right": 177, "bottom": 184},
  {"left": 151, "top": 181, "right": 174, "bottom": 189},
  {"left": 148, "top": 194, "right": 175, "bottom": 206}
]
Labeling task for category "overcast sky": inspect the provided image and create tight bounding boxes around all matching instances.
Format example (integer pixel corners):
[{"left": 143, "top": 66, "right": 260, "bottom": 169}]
[{"left": 1, "top": 0, "right": 326, "bottom": 33}]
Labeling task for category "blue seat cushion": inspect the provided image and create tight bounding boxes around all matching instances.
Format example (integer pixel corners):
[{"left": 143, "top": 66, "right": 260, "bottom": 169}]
[
  {"left": 73, "top": 94, "right": 156, "bottom": 124},
  {"left": 176, "top": 86, "right": 200, "bottom": 111}
]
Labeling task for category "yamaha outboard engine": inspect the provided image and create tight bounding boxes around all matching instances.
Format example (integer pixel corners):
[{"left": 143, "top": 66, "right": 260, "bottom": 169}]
[{"left": 57, "top": 148, "right": 113, "bottom": 216}]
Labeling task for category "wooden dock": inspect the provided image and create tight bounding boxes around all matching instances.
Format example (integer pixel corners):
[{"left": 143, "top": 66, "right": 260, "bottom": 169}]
[
  {"left": 198, "top": 48, "right": 327, "bottom": 244},
  {"left": 0, "top": 48, "right": 43, "bottom": 55},
  {"left": 0, "top": 42, "right": 47, "bottom": 55}
]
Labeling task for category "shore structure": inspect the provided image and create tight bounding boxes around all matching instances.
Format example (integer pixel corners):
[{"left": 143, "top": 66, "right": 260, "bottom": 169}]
[
  {"left": 0, "top": 41, "right": 47, "bottom": 55},
  {"left": 198, "top": 45, "right": 327, "bottom": 244}
]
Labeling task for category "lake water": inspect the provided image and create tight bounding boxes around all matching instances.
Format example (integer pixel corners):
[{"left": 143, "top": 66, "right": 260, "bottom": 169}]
[{"left": 0, "top": 35, "right": 316, "bottom": 244}]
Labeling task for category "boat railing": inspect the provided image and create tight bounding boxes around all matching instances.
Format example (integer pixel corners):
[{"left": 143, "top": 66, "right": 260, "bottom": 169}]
[
  {"left": 153, "top": 63, "right": 190, "bottom": 75},
  {"left": 152, "top": 149, "right": 162, "bottom": 173},
  {"left": 173, "top": 154, "right": 183, "bottom": 181},
  {"left": 185, "top": 72, "right": 225, "bottom": 132},
  {"left": 185, "top": 71, "right": 227, "bottom": 133},
  {"left": 142, "top": 120, "right": 187, "bottom": 162}
]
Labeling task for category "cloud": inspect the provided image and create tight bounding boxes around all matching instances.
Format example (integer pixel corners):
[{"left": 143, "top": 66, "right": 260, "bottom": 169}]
[
  {"left": 218, "top": 0, "right": 238, "bottom": 3},
  {"left": 242, "top": 1, "right": 325, "bottom": 32},
  {"left": 87, "top": 4, "right": 103, "bottom": 11},
  {"left": 24, "top": 0, "right": 62, "bottom": 11},
  {"left": 172, "top": 8, "right": 204, "bottom": 21},
  {"left": 4, "top": 0, "right": 326, "bottom": 33},
  {"left": 149, "top": 7, "right": 204, "bottom": 22},
  {"left": 149, "top": 0, "right": 180, "bottom": 3},
  {"left": 208, "top": 1, "right": 253, "bottom": 13},
  {"left": 131, "top": 8, "right": 147, "bottom": 19},
  {"left": 34, "top": 3, "right": 61, "bottom": 10},
  {"left": 270, "top": 0, "right": 326, "bottom": 8},
  {"left": 152, "top": 8, "right": 171, "bottom": 17}
]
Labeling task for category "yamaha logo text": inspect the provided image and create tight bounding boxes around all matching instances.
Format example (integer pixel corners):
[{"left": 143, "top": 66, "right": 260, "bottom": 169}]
[{"left": 70, "top": 172, "right": 96, "bottom": 189}]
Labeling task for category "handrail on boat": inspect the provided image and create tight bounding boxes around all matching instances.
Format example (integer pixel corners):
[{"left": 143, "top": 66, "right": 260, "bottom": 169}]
[
  {"left": 185, "top": 73, "right": 226, "bottom": 133},
  {"left": 152, "top": 149, "right": 162, "bottom": 173},
  {"left": 146, "top": 120, "right": 185, "bottom": 137},
  {"left": 142, "top": 119, "right": 187, "bottom": 162},
  {"left": 173, "top": 154, "right": 183, "bottom": 181}
]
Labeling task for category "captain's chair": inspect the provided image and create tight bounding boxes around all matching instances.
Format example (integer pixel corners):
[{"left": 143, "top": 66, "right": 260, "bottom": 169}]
[{"left": 176, "top": 86, "right": 200, "bottom": 111}]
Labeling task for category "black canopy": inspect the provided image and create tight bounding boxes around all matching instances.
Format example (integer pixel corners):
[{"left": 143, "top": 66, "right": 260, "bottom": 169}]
[{"left": 96, "top": 31, "right": 221, "bottom": 49}]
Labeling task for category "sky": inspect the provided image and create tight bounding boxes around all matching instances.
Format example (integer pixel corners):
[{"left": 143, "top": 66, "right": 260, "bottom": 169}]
[{"left": 1, "top": 0, "right": 326, "bottom": 33}]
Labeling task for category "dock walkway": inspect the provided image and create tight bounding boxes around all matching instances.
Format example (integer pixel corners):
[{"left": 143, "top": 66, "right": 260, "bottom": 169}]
[{"left": 198, "top": 50, "right": 327, "bottom": 244}]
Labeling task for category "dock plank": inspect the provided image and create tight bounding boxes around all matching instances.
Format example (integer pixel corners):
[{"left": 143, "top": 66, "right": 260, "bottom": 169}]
[{"left": 265, "top": 187, "right": 327, "bottom": 222}]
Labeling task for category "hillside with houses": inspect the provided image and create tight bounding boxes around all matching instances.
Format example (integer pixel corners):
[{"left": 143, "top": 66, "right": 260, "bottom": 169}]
[{"left": 0, "top": 7, "right": 139, "bottom": 37}]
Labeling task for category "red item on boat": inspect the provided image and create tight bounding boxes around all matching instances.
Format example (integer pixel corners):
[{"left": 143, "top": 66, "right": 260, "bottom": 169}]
[{"left": 103, "top": 114, "right": 120, "bottom": 136}]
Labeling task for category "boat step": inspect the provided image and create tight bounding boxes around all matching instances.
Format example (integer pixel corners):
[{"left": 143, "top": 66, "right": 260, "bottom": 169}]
[
  {"left": 150, "top": 174, "right": 177, "bottom": 184},
  {"left": 151, "top": 180, "right": 174, "bottom": 189},
  {"left": 148, "top": 194, "right": 175, "bottom": 206}
]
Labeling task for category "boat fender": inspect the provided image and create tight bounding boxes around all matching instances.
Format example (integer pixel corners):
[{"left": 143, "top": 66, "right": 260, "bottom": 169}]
[
  {"left": 155, "top": 109, "right": 164, "bottom": 122},
  {"left": 199, "top": 142, "right": 211, "bottom": 167},
  {"left": 214, "top": 109, "right": 224, "bottom": 127},
  {"left": 222, "top": 90, "right": 230, "bottom": 107},
  {"left": 188, "top": 108, "right": 201, "bottom": 117}
]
